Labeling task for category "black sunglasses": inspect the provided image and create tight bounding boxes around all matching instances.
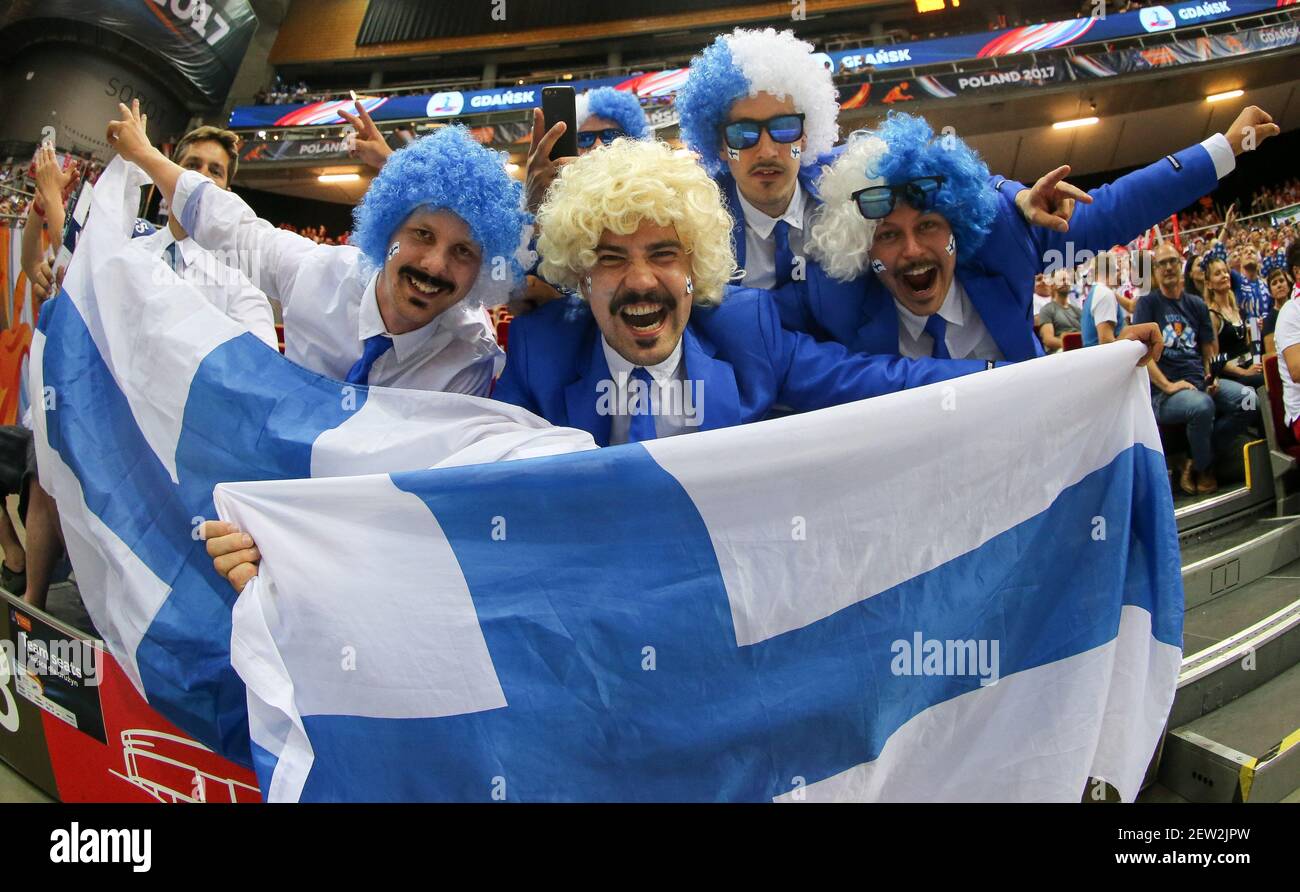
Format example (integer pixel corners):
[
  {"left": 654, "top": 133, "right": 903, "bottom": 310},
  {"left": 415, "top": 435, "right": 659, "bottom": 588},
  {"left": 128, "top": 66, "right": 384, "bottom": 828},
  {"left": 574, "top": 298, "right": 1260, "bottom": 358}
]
[
  {"left": 852, "top": 177, "right": 946, "bottom": 220},
  {"left": 576, "top": 128, "right": 626, "bottom": 149},
  {"left": 722, "top": 114, "right": 805, "bottom": 151}
]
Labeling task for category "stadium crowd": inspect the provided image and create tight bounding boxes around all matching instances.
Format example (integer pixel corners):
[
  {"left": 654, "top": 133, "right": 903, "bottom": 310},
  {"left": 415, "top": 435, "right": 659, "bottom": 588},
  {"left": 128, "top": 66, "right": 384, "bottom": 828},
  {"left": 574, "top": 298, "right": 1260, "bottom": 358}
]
[{"left": 0, "top": 27, "right": 1296, "bottom": 603}]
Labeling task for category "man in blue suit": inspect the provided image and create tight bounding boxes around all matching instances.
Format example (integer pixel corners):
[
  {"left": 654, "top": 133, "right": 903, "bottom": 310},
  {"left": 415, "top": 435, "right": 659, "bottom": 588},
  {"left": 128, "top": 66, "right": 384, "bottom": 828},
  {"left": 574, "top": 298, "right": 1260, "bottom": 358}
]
[
  {"left": 491, "top": 138, "right": 1161, "bottom": 445},
  {"left": 674, "top": 27, "right": 842, "bottom": 291},
  {"left": 789, "top": 107, "right": 1279, "bottom": 363}
]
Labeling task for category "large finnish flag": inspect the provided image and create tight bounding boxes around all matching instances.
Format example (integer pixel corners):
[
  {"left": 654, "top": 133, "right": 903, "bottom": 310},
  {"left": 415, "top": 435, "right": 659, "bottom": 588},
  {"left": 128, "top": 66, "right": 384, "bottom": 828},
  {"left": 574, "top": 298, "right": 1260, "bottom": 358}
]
[
  {"left": 29, "top": 157, "right": 594, "bottom": 762},
  {"left": 219, "top": 338, "right": 1184, "bottom": 801}
]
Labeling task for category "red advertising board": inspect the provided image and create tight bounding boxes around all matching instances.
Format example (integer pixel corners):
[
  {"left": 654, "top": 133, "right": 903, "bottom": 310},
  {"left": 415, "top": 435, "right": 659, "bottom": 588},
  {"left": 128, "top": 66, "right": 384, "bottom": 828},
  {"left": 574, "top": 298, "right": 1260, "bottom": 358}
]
[{"left": 0, "top": 590, "right": 260, "bottom": 802}]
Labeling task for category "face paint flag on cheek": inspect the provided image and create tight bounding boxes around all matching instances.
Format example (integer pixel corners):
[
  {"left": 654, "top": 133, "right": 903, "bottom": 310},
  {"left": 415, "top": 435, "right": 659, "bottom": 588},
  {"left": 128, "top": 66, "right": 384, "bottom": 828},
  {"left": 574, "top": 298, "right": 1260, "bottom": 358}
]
[
  {"left": 387, "top": 242, "right": 400, "bottom": 263},
  {"left": 871, "top": 259, "right": 887, "bottom": 275},
  {"left": 727, "top": 147, "right": 741, "bottom": 161},
  {"left": 946, "top": 233, "right": 956, "bottom": 256},
  {"left": 685, "top": 276, "right": 694, "bottom": 296},
  {"left": 790, "top": 145, "right": 801, "bottom": 160}
]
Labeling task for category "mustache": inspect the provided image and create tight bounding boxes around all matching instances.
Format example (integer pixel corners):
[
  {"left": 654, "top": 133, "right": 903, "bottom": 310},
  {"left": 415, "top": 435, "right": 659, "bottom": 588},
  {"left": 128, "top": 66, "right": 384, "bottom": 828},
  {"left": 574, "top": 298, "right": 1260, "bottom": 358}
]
[
  {"left": 399, "top": 266, "right": 455, "bottom": 293},
  {"left": 897, "top": 259, "right": 939, "bottom": 277},
  {"left": 748, "top": 163, "right": 785, "bottom": 175},
  {"left": 609, "top": 286, "right": 677, "bottom": 316}
]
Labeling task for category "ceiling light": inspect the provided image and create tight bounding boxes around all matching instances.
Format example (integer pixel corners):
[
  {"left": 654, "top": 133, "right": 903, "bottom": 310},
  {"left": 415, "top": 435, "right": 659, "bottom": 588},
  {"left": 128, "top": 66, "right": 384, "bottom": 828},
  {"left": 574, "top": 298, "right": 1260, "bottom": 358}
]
[
  {"left": 1206, "top": 90, "right": 1244, "bottom": 103},
  {"left": 318, "top": 173, "right": 360, "bottom": 183},
  {"left": 1052, "top": 116, "right": 1099, "bottom": 130}
]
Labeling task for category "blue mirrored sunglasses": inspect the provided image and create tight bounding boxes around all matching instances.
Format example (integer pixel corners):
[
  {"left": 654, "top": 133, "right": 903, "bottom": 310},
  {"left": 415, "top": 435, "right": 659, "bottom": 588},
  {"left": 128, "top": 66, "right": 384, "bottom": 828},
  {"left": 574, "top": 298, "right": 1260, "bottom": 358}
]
[
  {"left": 722, "top": 114, "right": 805, "bottom": 151},
  {"left": 576, "top": 128, "right": 626, "bottom": 149},
  {"left": 851, "top": 176, "right": 946, "bottom": 220}
]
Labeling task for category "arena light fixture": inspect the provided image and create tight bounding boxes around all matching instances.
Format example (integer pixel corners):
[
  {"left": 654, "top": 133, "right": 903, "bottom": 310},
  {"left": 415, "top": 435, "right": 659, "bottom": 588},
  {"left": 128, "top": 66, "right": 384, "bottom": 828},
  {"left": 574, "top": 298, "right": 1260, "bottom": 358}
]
[
  {"left": 1206, "top": 90, "right": 1244, "bottom": 103},
  {"left": 318, "top": 173, "right": 361, "bottom": 183},
  {"left": 1052, "top": 116, "right": 1099, "bottom": 130}
]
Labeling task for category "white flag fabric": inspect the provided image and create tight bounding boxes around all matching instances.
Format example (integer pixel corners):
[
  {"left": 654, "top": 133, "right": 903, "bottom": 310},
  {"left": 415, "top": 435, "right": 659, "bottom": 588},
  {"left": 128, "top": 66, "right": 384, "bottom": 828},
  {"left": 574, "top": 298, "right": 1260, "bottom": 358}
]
[
  {"left": 29, "top": 157, "right": 595, "bottom": 761},
  {"left": 219, "top": 338, "right": 1184, "bottom": 802}
]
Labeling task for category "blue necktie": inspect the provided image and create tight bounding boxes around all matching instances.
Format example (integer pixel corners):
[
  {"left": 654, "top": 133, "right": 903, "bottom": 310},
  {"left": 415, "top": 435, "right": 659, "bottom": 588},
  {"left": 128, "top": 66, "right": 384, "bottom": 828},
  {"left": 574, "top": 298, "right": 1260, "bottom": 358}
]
[
  {"left": 627, "top": 366, "right": 657, "bottom": 444},
  {"left": 773, "top": 220, "right": 794, "bottom": 287},
  {"left": 346, "top": 334, "right": 394, "bottom": 386},
  {"left": 924, "top": 313, "right": 951, "bottom": 359},
  {"left": 165, "top": 241, "right": 180, "bottom": 272}
]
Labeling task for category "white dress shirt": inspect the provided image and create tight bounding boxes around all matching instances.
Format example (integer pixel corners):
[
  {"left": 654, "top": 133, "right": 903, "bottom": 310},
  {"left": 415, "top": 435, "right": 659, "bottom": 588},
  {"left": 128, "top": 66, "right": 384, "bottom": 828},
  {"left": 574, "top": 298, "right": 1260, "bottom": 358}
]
[
  {"left": 600, "top": 336, "right": 695, "bottom": 445},
  {"left": 172, "top": 170, "right": 501, "bottom": 396},
  {"left": 735, "top": 182, "right": 812, "bottom": 290},
  {"left": 894, "top": 280, "right": 1004, "bottom": 362},
  {"left": 133, "top": 224, "right": 279, "bottom": 350}
]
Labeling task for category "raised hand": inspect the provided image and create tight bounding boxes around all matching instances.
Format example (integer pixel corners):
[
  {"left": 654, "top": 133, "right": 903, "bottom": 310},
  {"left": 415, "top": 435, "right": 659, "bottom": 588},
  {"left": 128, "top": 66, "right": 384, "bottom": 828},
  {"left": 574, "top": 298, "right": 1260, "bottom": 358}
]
[
  {"left": 340, "top": 99, "right": 392, "bottom": 171},
  {"left": 525, "top": 107, "right": 573, "bottom": 214},
  {"left": 1224, "top": 106, "right": 1279, "bottom": 156},
  {"left": 1015, "top": 164, "right": 1093, "bottom": 234},
  {"left": 33, "top": 145, "right": 74, "bottom": 210},
  {"left": 202, "top": 520, "right": 261, "bottom": 593},
  {"left": 105, "top": 98, "right": 154, "bottom": 166}
]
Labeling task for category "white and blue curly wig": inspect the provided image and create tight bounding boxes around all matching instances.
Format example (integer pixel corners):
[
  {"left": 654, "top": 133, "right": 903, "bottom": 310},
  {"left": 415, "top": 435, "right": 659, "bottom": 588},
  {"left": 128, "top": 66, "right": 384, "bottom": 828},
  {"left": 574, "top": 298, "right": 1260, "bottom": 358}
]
[
  {"left": 676, "top": 27, "right": 839, "bottom": 176},
  {"left": 576, "top": 87, "right": 650, "bottom": 139},
  {"left": 807, "top": 112, "right": 999, "bottom": 282},
  {"left": 351, "top": 125, "right": 531, "bottom": 307}
]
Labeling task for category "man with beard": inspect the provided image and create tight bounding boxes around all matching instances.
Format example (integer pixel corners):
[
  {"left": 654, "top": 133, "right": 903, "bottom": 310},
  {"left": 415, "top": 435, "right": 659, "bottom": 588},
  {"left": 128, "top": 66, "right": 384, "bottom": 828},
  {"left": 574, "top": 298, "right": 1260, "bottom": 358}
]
[
  {"left": 1134, "top": 242, "right": 1256, "bottom": 496},
  {"left": 487, "top": 139, "right": 1162, "bottom": 445},
  {"left": 107, "top": 101, "right": 527, "bottom": 395},
  {"left": 790, "top": 107, "right": 1277, "bottom": 363}
]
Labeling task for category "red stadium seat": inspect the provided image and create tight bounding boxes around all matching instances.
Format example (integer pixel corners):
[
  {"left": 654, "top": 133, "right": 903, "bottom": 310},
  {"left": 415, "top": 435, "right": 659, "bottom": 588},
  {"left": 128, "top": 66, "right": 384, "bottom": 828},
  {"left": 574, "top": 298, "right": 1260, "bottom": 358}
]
[
  {"left": 275, "top": 323, "right": 285, "bottom": 355},
  {"left": 496, "top": 318, "right": 510, "bottom": 353},
  {"left": 1062, "top": 331, "right": 1082, "bottom": 351},
  {"left": 1263, "top": 354, "right": 1300, "bottom": 460}
]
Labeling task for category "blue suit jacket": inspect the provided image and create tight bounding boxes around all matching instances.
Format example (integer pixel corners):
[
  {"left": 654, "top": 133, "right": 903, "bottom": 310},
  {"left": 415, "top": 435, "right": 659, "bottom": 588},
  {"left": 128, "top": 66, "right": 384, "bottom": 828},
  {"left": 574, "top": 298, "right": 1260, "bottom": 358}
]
[
  {"left": 770, "top": 141, "right": 1220, "bottom": 362},
  {"left": 492, "top": 292, "right": 986, "bottom": 446}
]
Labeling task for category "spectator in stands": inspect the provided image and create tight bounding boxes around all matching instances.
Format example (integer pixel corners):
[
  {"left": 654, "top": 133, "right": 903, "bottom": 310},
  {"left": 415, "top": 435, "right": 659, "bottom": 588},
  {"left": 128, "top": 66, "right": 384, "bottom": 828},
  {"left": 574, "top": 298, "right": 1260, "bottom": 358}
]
[
  {"left": 1203, "top": 255, "right": 1263, "bottom": 388},
  {"left": 674, "top": 27, "right": 841, "bottom": 290},
  {"left": 491, "top": 138, "right": 1035, "bottom": 445},
  {"left": 1031, "top": 273, "right": 1052, "bottom": 325},
  {"left": 1134, "top": 242, "right": 1256, "bottom": 496},
  {"left": 1262, "top": 252, "right": 1292, "bottom": 355},
  {"left": 1234, "top": 243, "right": 1273, "bottom": 325},
  {"left": 1184, "top": 252, "right": 1206, "bottom": 299},
  {"left": 792, "top": 106, "right": 1276, "bottom": 363},
  {"left": 109, "top": 101, "right": 527, "bottom": 395},
  {"left": 1038, "top": 269, "right": 1081, "bottom": 353},
  {"left": 1274, "top": 239, "right": 1300, "bottom": 443},
  {"left": 1082, "top": 251, "right": 1127, "bottom": 346},
  {"left": 575, "top": 87, "right": 650, "bottom": 156}
]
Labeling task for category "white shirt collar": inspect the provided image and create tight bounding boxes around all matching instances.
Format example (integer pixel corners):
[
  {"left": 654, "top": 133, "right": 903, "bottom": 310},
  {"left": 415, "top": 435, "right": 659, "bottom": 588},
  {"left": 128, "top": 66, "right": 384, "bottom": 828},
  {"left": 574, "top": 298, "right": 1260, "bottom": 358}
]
[
  {"left": 893, "top": 278, "right": 965, "bottom": 340},
  {"left": 601, "top": 334, "right": 684, "bottom": 386},
  {"left": 359, "top": 273, "right": 493, "bottom": 363},
  {"left": 735, "top": 181, "right": 807, "bottom": 241}
]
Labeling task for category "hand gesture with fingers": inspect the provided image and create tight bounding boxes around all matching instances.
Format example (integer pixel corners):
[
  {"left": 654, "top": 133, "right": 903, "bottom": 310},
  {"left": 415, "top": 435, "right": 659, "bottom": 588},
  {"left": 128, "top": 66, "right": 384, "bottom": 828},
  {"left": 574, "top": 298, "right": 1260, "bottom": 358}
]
[
  {"left": 34, "top": 145, "right": 74, "bottom": 210},
  {"left": 339, "top": 99, "right": 392, "bottom": 171},
  {"left": 105, "top": 99, "right": 154, "bottom": 166},
  {"left": 202, "top": 520, "right": 261, "bottom": 594},
  {"left": 525, "top": 107, "right": 572, "bottom": 214},
  {"left": 1015, "top": 164, "right": 1093, "bottom": 234}
]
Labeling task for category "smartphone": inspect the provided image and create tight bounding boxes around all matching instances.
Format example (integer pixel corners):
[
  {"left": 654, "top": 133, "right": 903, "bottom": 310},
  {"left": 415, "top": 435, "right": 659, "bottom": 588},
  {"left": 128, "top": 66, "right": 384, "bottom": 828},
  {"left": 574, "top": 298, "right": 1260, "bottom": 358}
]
[{"left": 541, "top": 86, "right": 578, "bottom": 160}]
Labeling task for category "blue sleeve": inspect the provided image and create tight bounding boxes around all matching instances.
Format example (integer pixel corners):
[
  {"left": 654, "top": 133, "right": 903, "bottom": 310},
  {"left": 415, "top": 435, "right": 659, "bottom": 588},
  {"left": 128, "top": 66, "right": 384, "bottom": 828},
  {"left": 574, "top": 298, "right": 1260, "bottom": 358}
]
[
  {"left": 768, "top": 280, "right": 817, "bottom": 335},
  {"left": 1029, "top": 143, "right": 1219, "bottom": 263},
  {"left": 756, "top": 293, "right": 985, "bottom": 410},
  {"left": 1132, "top": 295, "right": 1155, "bottom": 327},
  {"left": 489, "top": 318, "right": 537, "bottom": 413},
  {"left": 1195, "top": 300, "right": 1216, "bottom": 349}
]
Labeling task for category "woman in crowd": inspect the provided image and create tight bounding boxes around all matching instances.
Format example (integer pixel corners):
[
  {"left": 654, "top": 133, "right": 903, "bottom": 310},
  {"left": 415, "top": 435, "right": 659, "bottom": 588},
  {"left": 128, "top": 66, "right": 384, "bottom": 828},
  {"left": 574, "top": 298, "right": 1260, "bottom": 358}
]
[
  {"left": 1263, "top": 253, "right": 1293, "bottom": 356},
  {"left": 1203, "top": 254, "right": 1264, "bottom": 388}
]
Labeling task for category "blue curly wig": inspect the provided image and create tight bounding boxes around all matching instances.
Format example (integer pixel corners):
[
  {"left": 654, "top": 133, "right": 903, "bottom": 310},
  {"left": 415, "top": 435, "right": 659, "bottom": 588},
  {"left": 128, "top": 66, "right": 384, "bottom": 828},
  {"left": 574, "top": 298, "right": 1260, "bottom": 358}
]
[
  {"left": 351, "top": 126, "right": 528, "bottom": 286},
  {"left": 868, "top": 113, "right": 998, "bottom": 263},
  {"left": 578, "top": 87, "right": 650, "bottom": 140},
  {"left": 676, "top": 28, "right": 839, "bottom": 177},
  {"left": 808, "top": 112, "right": 1000, "bottom": 280},
  {"left": 1200, "top": 242, "right": 1229, "bottom": 272},
  {"left": 676, "top": 39, "right": 750, "bottom": 176}
]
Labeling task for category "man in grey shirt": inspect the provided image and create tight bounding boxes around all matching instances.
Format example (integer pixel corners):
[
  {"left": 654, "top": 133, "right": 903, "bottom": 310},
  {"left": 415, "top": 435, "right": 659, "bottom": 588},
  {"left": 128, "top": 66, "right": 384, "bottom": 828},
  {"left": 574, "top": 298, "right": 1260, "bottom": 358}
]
[{"left": 1038, "top": 269, "right": 1082, "bottom": 352}]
